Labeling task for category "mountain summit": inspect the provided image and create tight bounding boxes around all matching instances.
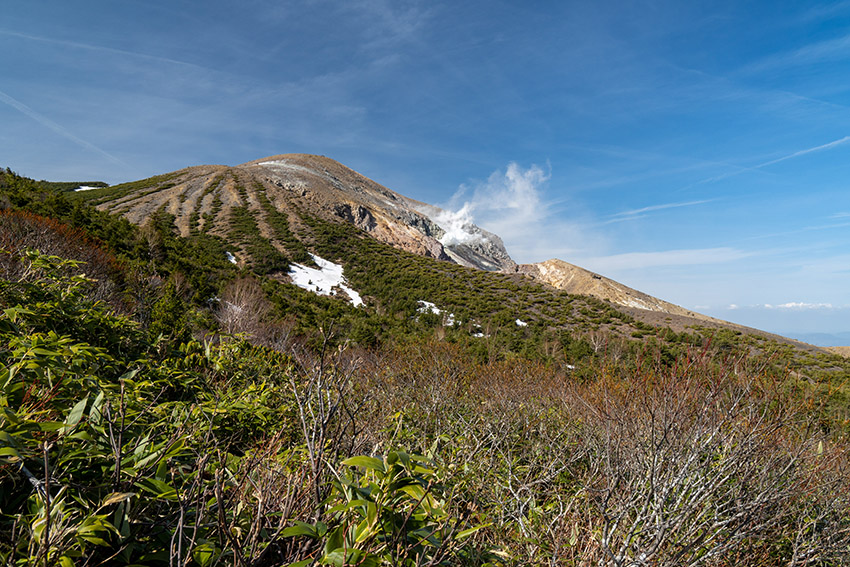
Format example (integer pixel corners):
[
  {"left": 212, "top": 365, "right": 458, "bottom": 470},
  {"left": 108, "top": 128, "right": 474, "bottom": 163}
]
[
  {"left": 90, "top": 154, "right": 516, "bottom": 272},
  {"left": 86, "top": 154, "right": 726, "bottom": 325}
]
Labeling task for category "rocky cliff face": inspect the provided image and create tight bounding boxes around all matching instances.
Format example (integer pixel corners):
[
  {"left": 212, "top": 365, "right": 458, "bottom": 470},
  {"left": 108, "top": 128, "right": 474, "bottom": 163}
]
[
  {"left": 408, "top": 201, "right": 517, "bottom": 272},
  {"left": 91, "top": 154, "right": 517, "bottom": 272}
]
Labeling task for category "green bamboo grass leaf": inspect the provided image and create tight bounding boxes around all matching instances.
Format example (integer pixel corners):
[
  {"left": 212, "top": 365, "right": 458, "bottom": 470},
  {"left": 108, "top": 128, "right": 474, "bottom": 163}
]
[
  {"left": 101, "top": 492, "right": 135, "bottom": 507},
  {"left": 400, "top": 484, "right": 426, "bottom": 500},
  {"left": 89, "top": 390, "right": 105, "bottom": 425},
  {"left": 456, "top": 523, "right": 490, "bottom": 540},
  {"left": 2, "top": 407, "right": 22, "bottom": 425},
  {"left": 192, "top": 542, "right": 218, "bottom": 567},
  {"left": 324, "top": 525, "right": 345, "bottom": 556},
  {"left": 135, "top": 478, "right": 178, "bottom": 500},
  {"left": 282, "top": 522, "right": 319, "bottom": 539},
  {"left": 60, "top": 396, "right": 88, "bottom": 435},
  {"left": 342, "top": 455, "right": 385, "bottom": 473},
  {"left": 0, "top": 445, "right": 22, "bottom": 463}
]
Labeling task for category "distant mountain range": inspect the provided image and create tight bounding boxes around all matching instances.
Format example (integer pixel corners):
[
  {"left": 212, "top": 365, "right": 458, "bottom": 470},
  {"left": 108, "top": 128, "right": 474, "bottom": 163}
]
[{"left": 783, "top": 331, "right": 850, "bottom": 348}]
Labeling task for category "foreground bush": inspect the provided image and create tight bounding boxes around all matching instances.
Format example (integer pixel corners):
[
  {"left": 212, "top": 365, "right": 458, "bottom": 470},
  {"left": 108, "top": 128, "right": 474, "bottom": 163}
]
[{"left": 1, "top": 248, "right": 848, "bottom": 565}]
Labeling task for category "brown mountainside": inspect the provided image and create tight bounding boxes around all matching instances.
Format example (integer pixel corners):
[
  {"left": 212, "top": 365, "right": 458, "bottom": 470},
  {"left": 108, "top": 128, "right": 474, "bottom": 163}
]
[
  {"left": 88, "top": 153, "right": 817, "bottom": 346},
  {"left": 92, "top": 154, "right": 516, "bottom": 272},
  {"left": 520, "top": 259, "right": 720, "bottom": 323}
]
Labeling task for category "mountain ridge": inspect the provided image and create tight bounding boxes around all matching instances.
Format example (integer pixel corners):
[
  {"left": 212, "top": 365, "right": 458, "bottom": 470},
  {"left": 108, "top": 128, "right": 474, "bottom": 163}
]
[{"left": 83, "top": 153, "right": 740, "bottom": 328}]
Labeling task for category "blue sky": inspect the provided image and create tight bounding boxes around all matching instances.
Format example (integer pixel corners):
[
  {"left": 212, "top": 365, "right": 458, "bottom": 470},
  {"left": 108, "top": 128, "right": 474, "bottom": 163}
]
[{"left": 3, "top": 1, "right": 850, "bottom": 342}]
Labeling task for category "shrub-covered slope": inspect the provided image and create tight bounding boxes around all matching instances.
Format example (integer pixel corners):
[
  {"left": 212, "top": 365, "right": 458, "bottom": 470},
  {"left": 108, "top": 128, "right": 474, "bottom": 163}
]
[{"left": 2, "top": 167, "right": 850, "bottom": 566}]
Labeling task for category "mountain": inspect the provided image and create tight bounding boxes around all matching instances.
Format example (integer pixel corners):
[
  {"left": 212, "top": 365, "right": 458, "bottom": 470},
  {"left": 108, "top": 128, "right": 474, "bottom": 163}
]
[
  {"left": 77, "top": 154, "right": 834, "bottom": 351},
  {"left": 520, "top": 259, "right": 720, "bottom": 323},
  {"left": 83, "top": 154, "right": 515, "bottom": 273},
  {"left": 85, "top": 153, "right": 744, "bottom": 328},
  {"left": 4, "top": 163, "right": 850, "bottom": 567}
]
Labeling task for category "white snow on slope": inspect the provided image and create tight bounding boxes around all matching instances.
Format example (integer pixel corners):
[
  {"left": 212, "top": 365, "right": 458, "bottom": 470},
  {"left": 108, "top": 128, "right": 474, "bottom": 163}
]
[
  {"left": 289, "top": 254, "right": 363, "bottom": 307},
  {"left": 516, "top": 319, "right": 528, "bottom": 327},
  {"left": 256, "top": 160, "right": 317, "bottom": 176},
  {"left": 74, "top": 185, "right": 101, "bottom": 192},
  {"left": 225, "top": 251, "right": 238, "bottom": 264},
  {"left": 417, "top": 300, "right": 456, "bottom": 325}
]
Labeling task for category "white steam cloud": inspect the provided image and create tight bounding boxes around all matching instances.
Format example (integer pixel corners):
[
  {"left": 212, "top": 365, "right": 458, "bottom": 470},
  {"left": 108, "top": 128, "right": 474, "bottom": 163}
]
[
  {"left": 430, "top": 162, "right": 550, "bottom": 249},
  {"left": 430, "top": 203, "right": 478, "bottom": 246}
]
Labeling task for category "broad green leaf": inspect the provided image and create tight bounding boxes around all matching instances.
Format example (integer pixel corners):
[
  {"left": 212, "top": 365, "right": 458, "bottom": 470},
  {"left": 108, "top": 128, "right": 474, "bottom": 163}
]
[
  {"left": 324, "top": 525, "right": 345, "bottom": 556},
  {"left": 134, "top": 445, "right": 166, "bottom": 469},
  {"left": 341, "top": 455, "right": 385, "bottom": 473},
  {"left": 456, "top": 523, "right": 490, "bottom": 540},
  {"left": 89, "top": 390, "right": 105, "bottom": 425},
  {"left": 322, "top": 550, "right": 347, "bottom": 567},
  {"left": 2, "top": 407, "right": 21, "bottom": 425},
  {"left": 0, "top": 446, "right": 22, "bottom": 463},
  {"left": 192, "top": 542, "right": 218, "bottom": 567},
  {"left": 354, "top": 519, "right": 376, "bottom": 544},
  {"left": 60, "top": 396, "right": 88, "bottom": 435},
  {"left": 400, "top": 484, "right": 426, "bottom": 500},
  {"left": 135, "top": 478, "right": 177, "bottom": 500},
  {"left": 281, "top": 521, "right": 318, "bottom": 539}
]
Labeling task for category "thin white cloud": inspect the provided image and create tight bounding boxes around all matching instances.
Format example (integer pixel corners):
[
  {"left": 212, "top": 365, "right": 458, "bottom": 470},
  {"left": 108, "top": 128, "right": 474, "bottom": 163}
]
[
  {"left": 720, "top": 302, "right": 841, "bottom": 311},
  {"left": 766, "top": 302, "right": 835, "bottom": 310},
  {"left": 0, "top": 89, "right": 125, "bottom": 166},
  {"left": 610, "top": 198, "right": 714, "bottom": 219},
  {"left": 580, "top": 247, "right": 751, "bottom": 272},
  {"left": 754, "top": 135, "right": 850, "bottom": 168},
  {"left": 755, "top": 33, "right": 850, "bottom": 70},
  {"left": 338, "top": 0, "right": 431, "bottom": 51},
  {"left": 691, "top": 135, "right": 850, "bottom": 187},
  {"left": 0, "top": 29, "right": 213, "bottom": 72}
]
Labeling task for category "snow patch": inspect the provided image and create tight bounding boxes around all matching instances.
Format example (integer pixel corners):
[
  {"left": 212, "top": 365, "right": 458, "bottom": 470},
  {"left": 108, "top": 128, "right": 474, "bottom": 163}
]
[
  {"left": 515, "top": 319, "right": 528, "bottom": 327},
  {"left": 74, "top": 185, "right": 100, "bottom": 192},
  {"left": 417, "top": 300, "right": 456, "bottom": 326},
  {"left": 256, "top": 160, "right": 316, "bottom": 176},
  {"left": 289, "top": 254, "right": 363, "bottom": 307},
  {"left": 225, "top": 251, "right": 238, "bottom": 265}
]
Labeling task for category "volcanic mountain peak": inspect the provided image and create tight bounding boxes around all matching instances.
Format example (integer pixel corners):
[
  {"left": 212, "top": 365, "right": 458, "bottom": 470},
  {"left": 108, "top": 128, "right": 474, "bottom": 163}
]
[
  {"left": 247, "top": 155, "right": 516, "bottom": 272},
  {"left": 90, "top": 153, "right": 728, "bottom": 326},
  {"left": 91, "top": 154, "right": 516, "bottom": 272}
]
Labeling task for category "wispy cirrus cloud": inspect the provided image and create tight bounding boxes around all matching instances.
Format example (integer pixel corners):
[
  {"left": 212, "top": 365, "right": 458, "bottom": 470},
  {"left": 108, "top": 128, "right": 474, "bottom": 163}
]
[
  {"left": 606, "top": 198, "right": 714, "bottom": 222},
  {"left": 690, "top": 135, "right": 850, "bottom": 187},
  {"left": 746, "top": 33, "right": 850, "bottom": 72},
  {"left": 0, "top": 29, "right": 213, "bottom": 72},
  {"left": 0, "top": 89, "right": 125, "bottom": 166},
  {"left": 754, "top": 135, "right": 850, "bottom": 168},
  {"left": 580, "top": 247, "right": 751, "bottom": 272}
]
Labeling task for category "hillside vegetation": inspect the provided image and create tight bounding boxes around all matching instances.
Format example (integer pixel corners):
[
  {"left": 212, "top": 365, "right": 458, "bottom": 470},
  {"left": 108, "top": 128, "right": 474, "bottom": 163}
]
[{"left": 2, "top": 167, "right": 850, "bottom": 566}]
